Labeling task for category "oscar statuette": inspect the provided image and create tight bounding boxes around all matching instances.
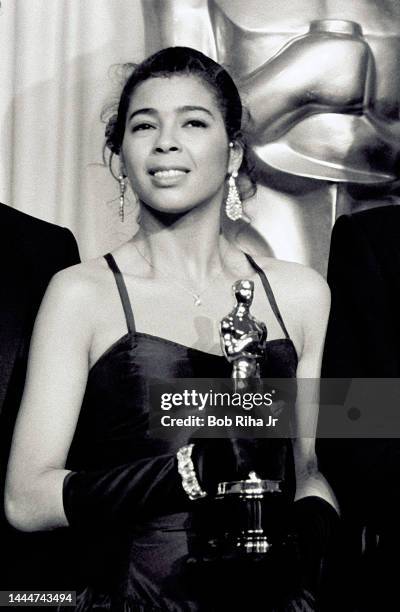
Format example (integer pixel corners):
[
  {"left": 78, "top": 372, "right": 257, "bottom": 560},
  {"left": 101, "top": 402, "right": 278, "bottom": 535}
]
[
  {"left": 186, "top": 280, "right": 297, "bottom": 611},
  {"left": 212, "top": 280, "right": 285, "bottom": 555}
]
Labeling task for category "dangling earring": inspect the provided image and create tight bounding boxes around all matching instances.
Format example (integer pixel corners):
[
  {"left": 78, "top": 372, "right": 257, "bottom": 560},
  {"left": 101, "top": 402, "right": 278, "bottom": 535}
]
[
  {"left": 118, "top": 174, "right": 126, "bottom": 222},
  {"left": 225, "top": 171, "right": 243, "bottom": 221}
]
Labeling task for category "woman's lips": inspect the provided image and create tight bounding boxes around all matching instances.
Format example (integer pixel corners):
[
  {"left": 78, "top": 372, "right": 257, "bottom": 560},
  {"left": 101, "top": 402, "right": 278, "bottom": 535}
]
[{"left": 149, "top": 168, "right": 189, "bottom": 186}]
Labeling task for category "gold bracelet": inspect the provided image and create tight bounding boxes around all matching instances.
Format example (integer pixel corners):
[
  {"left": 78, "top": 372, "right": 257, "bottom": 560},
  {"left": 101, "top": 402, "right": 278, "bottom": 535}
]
[{"left": 176, "top": 443, "right": 207, "bottom": 501}]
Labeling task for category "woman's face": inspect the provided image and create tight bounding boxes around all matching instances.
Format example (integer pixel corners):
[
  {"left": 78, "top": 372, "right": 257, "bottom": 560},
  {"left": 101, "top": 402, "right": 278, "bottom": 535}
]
[{"left": 121, "top": 74, "right": 240, "bottom": 215}]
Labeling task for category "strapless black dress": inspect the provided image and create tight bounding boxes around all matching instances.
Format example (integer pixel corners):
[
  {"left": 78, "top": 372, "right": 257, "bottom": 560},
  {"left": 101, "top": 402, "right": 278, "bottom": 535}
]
[{"left": 65, "top": 254, "right": 298, "bottom": 611}]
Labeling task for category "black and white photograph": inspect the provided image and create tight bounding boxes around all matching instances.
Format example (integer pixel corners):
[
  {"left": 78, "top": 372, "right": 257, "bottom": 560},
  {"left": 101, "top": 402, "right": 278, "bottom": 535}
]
[{"left": 1, "top": 1, "right": 400, "bottom": 610}]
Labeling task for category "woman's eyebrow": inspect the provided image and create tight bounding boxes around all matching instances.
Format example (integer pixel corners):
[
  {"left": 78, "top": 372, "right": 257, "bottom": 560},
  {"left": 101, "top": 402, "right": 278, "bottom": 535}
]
[
  {"left": 128, "top": 108, "right": 157, "bottom": 121},
  {"left": 178, "top": 105, "right": 214, "bottom": 117},
  {"left": 128, "top": 105, "right": 214, "bottom": 121}
]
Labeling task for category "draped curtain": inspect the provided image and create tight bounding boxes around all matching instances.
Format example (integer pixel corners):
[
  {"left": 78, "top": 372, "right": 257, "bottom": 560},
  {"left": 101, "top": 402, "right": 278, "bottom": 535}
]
[{"left": 0, "top": 0, "right": 145, "bottom": 259}]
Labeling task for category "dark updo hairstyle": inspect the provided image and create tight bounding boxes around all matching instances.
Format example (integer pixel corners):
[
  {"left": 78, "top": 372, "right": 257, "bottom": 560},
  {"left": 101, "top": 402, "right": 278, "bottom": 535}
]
[{"left": 103, "top": 46, "right": 256, "bottom": 201}]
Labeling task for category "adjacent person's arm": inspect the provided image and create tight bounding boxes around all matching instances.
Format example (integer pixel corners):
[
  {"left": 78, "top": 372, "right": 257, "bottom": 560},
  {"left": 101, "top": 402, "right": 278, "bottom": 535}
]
[{"left": 322, "top": 212, "right": 396, "bottom": 378}]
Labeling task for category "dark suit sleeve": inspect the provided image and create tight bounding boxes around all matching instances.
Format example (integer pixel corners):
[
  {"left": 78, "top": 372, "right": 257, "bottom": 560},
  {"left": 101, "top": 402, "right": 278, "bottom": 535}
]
[
  {"left": 60, "top": 227, "right": 80, "bottom": 268},
  {"left": 318, "top": 212, "right": 400, "bottom": 515},
  {"left": 321, "top": 215, "right": 354, "bottom": 378},
  {"left": 26, "top": 226, "right": 80, "bottom": 329},
  {"left": 49, "top": 227, "right": 80, "bottom": 276},
  {"left": 322, "top": 214, "right": 395, "bottom": 378}
]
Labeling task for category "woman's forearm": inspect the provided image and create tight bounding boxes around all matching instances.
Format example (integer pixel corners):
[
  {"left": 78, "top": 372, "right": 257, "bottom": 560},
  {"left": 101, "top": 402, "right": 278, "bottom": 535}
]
[
  {"left": 5, "top": 468, "right": 70, "bottom": 532},
  {"left": 6, "top": 452, "right": 187, "bottom": 533}
]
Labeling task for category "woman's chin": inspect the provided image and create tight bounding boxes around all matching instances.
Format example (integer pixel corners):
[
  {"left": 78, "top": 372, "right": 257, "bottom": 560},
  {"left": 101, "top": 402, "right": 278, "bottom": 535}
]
[{"left": 140, "top": 200, "right": 201, "bottom": 218}]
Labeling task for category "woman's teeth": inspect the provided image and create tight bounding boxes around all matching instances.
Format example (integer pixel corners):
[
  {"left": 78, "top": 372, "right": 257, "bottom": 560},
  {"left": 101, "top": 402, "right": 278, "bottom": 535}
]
[{"left": 153, "top": 169, "right": 186, "bottom": 178}]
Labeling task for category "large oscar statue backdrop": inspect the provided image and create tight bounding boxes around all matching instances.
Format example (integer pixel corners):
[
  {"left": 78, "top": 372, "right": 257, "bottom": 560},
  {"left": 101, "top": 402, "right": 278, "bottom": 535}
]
[{"left": 141, "top": 0, "right": 400, "bottom": 275}]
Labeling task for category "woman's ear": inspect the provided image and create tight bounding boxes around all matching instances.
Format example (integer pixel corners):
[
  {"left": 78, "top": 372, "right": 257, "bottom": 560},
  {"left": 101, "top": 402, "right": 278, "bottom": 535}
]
[{"left": 228, "top": 141, "right": 244, "bottom": 175}]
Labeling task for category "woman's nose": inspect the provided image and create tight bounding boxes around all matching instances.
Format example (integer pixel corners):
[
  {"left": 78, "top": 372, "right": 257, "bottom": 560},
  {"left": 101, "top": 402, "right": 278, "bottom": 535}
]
[{"left": 154, "top": 127, "right": 181, "bottom": 153}]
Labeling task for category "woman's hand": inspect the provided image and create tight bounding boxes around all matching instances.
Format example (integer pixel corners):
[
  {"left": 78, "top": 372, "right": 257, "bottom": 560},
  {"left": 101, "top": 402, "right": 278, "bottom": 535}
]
[{"left": 191, "top": 436, "right": 294, "bottom": 498}]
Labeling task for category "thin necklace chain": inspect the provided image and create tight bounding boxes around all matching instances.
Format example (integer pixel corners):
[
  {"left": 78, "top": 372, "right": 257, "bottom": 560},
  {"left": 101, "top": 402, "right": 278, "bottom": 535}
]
[{"left": 133, "top": 240, "right": 228, "bottom": 306}]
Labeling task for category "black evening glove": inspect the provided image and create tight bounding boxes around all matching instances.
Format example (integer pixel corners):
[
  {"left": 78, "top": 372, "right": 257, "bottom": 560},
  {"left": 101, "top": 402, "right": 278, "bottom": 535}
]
[
  {"left": 183, "top": 496, "right": 338, "bottom": 611},
  {"left": 63, "top": 437, "right": 295, "bottom": 532},
  {"left": 62, "top": 438, "right": 264, "bottom": 531},
  {"left": 192, "top": 436, "right": 295, "bottom": 498},
  {"left": 281, "top": 496, "right": 341, "bottom": 610},
  {"left": 63, "top": 454, "right": 189, "bottom": 530}
]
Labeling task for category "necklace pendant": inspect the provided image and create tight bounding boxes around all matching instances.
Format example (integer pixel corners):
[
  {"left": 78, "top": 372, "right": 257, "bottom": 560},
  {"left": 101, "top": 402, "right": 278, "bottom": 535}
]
[{"left": 194, "top": 296, "right": 202, "bottom": 306}]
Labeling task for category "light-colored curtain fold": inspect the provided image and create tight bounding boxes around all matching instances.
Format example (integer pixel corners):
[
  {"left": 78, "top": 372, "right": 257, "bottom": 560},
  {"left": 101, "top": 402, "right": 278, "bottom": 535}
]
[{"left": 0, "top": 0, "right": 145, "bottom": 258}]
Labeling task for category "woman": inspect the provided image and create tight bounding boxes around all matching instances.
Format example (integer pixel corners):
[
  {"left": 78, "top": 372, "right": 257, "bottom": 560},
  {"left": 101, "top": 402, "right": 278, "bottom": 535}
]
[{"left": 5, "top": 47, "right": 339, "bottom": 610}]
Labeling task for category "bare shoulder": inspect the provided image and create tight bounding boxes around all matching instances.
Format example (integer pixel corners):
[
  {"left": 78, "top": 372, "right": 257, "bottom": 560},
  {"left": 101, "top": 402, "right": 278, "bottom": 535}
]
[
  {"left": 253, "top": 256, "right": 330, "bottom": 305},
  {"left": 251, "top": 255, "right": 330, "bottom": 351},
  {"left": 46, "top": 257, "right": 110, "bottom": 303},
  {"left": 36, "top": 257, "right": 114, "bottom": 344}
]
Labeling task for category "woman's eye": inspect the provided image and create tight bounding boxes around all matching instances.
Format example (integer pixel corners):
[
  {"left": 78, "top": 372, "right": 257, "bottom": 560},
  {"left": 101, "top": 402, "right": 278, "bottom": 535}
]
[
  {"left": 184, "top": 119, "right": 207, "bottom": 128},
  {"left": 131, "top": 123, "right": 155, "bottom": 132}
]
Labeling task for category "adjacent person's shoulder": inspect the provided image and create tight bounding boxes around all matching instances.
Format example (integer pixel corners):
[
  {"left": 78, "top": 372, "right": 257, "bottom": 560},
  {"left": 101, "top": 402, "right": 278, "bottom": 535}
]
[
  {"left": 336, "top": 203, "right": 400, "bottom": 234},
  {"left": 0, "top": 202, "right": 68, "bottom": 238},
  {"left": 351, "top": 203, "right": 400, "bottom": 222},
  {"left": 0, "top": 203, "right": 79, "bottom": 268}
]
